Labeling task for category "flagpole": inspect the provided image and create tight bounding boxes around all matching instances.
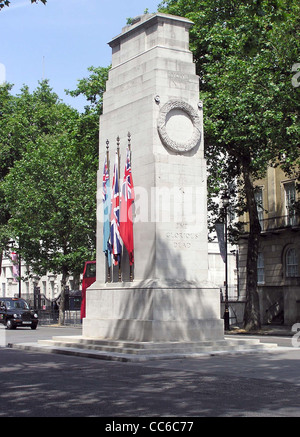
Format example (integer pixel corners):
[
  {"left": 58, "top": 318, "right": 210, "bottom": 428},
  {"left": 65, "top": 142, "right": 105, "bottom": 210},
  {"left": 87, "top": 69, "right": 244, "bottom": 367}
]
[
  {"left": 106, "top": 139, "right": 110, "bottom": 168},
  {"left": 128, "top": 132, "right": 133, "bottom": 282},
  {"left": 106, "top": 139, "right": 111, "bottom": 283},
  {"left": 117, "top": 136, "right": 122, "bottom": 282},
  {"left": 117, "top": 136, "right": 121, "bottom": 177}
]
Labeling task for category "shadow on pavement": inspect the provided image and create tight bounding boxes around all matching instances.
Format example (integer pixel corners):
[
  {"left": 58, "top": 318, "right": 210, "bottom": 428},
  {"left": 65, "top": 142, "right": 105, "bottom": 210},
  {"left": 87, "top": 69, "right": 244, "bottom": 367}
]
[{"left": 0, "top": 347, "right": 299, "bottom": 417}]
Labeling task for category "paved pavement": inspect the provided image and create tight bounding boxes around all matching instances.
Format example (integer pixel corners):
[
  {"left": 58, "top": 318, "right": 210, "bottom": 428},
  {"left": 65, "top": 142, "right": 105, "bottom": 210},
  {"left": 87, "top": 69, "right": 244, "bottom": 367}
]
[{"left": 0, "top": 325, "right": 299, "bottom": 418}]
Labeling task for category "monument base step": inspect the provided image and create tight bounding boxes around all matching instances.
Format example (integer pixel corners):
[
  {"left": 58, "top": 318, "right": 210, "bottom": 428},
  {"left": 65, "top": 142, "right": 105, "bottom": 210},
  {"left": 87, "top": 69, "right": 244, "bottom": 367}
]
[{"left": 10, "top": 335, "right": 278, "bottom": 362}]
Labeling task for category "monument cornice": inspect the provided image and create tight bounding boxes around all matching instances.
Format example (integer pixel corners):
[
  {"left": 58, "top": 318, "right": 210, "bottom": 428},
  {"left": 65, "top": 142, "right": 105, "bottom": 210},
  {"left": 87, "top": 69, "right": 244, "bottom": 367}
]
[{"left": 108, "top": 12, "right": 194, "bottom": 49}]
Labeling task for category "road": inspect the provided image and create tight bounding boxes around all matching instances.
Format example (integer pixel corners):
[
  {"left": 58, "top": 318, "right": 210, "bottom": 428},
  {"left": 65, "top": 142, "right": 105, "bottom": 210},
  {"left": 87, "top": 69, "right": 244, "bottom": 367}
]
[
  {"left": 0, "top": 325, "right": 299, "bottom": 418},
  {"left": 1, "top": 324, "right": 295, "bottom": 347},
  {"left": 1, "top": 324, "right": 82, "bottom": 345}
]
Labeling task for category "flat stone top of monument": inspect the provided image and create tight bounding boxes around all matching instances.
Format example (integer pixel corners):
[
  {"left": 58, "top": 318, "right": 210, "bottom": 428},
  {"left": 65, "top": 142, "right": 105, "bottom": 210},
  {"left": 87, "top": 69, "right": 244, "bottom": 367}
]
[{"left": 109, "top": 12, "right": 194, "bottom": 47}]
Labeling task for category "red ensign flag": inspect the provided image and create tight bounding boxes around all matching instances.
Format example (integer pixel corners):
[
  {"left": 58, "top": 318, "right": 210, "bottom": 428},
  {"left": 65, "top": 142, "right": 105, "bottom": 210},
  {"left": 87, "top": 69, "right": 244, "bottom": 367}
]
[{"left": 120, "top": 148, "right": 135, "bottom": 265}]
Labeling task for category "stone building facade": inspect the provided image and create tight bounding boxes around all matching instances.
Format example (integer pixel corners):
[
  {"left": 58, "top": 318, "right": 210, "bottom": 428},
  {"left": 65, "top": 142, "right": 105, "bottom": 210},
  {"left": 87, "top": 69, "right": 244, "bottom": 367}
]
[
  {"left": 0, "top": 253, "right": 76, "bottom": 309},
  {"left": 239, "top": 166, "right": 300, "bottom": 325}
]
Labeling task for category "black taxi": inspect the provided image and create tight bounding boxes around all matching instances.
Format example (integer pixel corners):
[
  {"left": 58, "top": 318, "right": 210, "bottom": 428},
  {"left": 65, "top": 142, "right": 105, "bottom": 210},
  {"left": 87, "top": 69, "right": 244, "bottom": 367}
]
[{"left": 0, "top": 298, "right": 38, "bottom": 330}]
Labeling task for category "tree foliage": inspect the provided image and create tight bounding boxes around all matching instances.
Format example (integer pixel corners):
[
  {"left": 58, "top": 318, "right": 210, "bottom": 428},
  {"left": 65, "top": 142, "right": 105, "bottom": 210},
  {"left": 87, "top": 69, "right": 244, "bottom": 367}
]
[
  {"left": 0, "top": 0, "right": 46, "bottom": 10},
  {"left": 0, "top": 61, "right": 110, "bottom": 323},
  {"left": 0, "top": 81, "right": 98, "bottom": 324},
  {"left": 159, "top": 0, "right": 300, "bottom": 330},
  {"left": 65, "top": 65, "right": 110, "bottom": 116}
]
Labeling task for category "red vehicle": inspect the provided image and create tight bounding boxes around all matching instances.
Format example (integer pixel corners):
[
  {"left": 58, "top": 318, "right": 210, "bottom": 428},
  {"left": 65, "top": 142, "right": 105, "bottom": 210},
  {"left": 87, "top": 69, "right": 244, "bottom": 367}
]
[{"left": 80, "top": 261, "right": 96, "bottom": 319}]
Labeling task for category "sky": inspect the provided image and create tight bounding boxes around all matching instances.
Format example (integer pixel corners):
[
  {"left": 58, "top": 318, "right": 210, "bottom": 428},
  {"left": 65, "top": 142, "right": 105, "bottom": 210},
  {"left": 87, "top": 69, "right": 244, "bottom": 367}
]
[{"left": 0, "top": 0, "right": 161, "bottom": 111}]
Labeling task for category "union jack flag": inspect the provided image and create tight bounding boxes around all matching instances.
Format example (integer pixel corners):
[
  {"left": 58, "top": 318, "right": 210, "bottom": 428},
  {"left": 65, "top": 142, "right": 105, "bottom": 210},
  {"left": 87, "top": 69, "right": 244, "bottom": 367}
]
[
  {"left": 120, "top": 148, "right": 135, "bottom": 265},
  {"left": 110, "top": 152, "right": 122, "bottom": 265}
]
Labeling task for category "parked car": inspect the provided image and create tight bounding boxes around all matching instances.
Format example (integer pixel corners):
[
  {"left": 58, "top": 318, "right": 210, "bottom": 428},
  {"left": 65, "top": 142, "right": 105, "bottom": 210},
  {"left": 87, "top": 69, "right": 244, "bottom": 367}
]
[{"left": 0, "top": 298, "right": 38, "bottom": 330}]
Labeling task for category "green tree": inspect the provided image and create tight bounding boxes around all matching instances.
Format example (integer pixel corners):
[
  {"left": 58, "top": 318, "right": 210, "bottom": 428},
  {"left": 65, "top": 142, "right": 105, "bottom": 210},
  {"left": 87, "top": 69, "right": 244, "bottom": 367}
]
[
  {"left": 0, "top": 84, "right": 15, "bottom": 253},
  {"left": 66, "top": 65, "right": 110, "bottom": 116},
  {"left": 159, "top": 0, "right": 300, "bottom": 330},
  {"left": 1, "top": 81, "right": 97, "bottom": 324},
  {"left": 0, "top": 0, "right": 46, "bottom": 10},
  {"left": 66, "top": 65, "right": 110, "bottom": 167}
]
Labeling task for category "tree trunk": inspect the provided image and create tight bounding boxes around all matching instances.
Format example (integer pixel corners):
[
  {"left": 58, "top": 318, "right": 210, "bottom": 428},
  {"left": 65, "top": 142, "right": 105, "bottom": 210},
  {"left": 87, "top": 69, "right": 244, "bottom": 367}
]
[
  {"left": 73, "top": 272, "right": 80, "bottom": 290},
  {"left": 243, "top": 166, "right": 261, "bottom": 331},
  {"left": 58, "top": 266, "right": 68, "bottom": 326}
]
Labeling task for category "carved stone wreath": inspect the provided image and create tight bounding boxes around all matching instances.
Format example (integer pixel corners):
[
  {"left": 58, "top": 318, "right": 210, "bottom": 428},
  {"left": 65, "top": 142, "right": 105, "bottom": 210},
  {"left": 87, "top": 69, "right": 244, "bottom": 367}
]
[{"left": 157, "top": 99, "right": 201, "bottom": 153}]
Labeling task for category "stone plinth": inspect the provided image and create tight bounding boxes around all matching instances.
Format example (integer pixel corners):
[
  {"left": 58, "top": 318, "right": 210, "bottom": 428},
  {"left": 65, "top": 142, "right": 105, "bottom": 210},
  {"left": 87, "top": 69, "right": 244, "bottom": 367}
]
[{"left": 84, "top": 282, "right": 223, "bottom": 342}]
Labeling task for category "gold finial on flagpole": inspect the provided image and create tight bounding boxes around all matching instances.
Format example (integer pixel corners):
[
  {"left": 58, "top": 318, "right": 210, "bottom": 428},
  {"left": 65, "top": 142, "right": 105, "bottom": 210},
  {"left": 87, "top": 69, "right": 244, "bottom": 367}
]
[{"left": 127, "top": 132, "right": 131, "bottom": 150}]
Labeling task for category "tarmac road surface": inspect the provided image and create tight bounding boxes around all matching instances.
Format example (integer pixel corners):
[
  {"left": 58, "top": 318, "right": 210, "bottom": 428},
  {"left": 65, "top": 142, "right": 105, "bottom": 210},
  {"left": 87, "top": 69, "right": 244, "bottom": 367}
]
[{"left": 0, "top": 326, "right": 300, "bottom": 418}]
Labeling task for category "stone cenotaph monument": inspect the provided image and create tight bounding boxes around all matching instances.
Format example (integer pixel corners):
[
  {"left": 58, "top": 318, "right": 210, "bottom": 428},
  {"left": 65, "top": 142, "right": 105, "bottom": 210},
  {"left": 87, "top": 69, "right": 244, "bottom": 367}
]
[{"left": 83, "top": 13, "right": 224, "bottom": 344}]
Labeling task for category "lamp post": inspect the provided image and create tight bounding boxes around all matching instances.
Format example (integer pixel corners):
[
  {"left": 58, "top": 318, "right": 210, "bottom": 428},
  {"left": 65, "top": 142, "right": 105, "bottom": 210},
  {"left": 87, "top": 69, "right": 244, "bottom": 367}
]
[{"left": 222, "top": 193, "right": 230, "bottom": 331}]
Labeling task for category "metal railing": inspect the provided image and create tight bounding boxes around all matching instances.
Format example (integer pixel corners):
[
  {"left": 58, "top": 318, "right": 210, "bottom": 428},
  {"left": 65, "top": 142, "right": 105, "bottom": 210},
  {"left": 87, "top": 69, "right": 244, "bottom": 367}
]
[
  {"left": 220, "top": 285, "right": 243, "bottom": 302},
  {"left": 38, "top": 309, "right": 82, "bottom": 326},
  {"left": 23, "top": 292, "right": 82, "bottom": 326},
  {"left": 242, "top": 214, "right": 300, "bottom": 234},
  {"left": 266, "top": 300, "right": 284, "bottom": 324}
]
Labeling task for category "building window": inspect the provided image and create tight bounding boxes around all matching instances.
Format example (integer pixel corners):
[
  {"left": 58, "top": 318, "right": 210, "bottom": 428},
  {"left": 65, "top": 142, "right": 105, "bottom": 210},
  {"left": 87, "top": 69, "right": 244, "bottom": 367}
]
[
  {"left": 257, "top": 252, "right": 265, "bottom": 284},
  {"left": 255, "top": 187, "right": 264, "bottom": 229},
  {"left": 285, "top": 182, "right": 296, "bottom": 226},
  {"left": 286, "top": 248, "right": 299, "bottom": 277}
]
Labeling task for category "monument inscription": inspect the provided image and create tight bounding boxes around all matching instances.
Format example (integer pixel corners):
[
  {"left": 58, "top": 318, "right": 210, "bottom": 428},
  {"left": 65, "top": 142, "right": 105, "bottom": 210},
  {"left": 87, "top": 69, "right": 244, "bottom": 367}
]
[{"left": 165, "top": 231, "right": 201, "bottom": 250}]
